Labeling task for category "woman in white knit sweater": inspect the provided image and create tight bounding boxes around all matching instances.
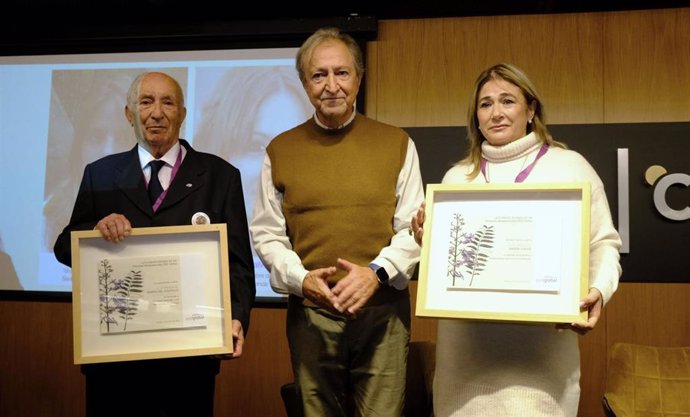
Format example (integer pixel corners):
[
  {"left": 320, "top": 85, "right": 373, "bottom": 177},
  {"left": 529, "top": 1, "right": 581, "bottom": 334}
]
[{"left": 411, "top": 63, "right": 622, "bottom": 417}]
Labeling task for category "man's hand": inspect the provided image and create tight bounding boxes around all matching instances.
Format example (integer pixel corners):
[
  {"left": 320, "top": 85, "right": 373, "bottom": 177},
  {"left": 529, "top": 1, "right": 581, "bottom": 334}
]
[
  {"left": 230, "top": 319, "right": 245, "bottom": 358},
  {"left": 213, "top": 319, "right": 245, "bottom": 360},
  {"left": 95, "top": 213, "right": 132, "bottom": 242},
  {"left": 331, "top": 258, "right": 379, "bottom": 316},
  {"left": 302, "top": 266, "right": 338, "bottom": 311}
]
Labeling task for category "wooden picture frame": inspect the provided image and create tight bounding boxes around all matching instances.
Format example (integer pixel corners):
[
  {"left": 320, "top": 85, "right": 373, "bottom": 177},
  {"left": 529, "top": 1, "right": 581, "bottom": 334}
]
[
  {"left": 71, "top": 224, "right": 232, "bottom": 364},
  {"left": 416, "top": 183, "right": 590, "bottom": 324}
]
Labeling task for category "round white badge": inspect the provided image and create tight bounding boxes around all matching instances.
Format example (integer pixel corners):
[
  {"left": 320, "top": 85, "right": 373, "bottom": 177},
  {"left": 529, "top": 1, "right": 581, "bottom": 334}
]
[{"left": 191, "top": 212, "right": 211, "bottom": 225}]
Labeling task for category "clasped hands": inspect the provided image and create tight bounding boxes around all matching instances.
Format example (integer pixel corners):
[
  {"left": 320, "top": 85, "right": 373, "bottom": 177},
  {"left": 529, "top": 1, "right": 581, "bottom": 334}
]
[{"left": 302, "top": 258, "right": 379, "bottom": 316}]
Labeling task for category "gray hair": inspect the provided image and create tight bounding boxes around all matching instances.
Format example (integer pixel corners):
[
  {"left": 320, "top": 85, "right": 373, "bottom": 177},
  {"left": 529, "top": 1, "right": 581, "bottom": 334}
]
[
  {"left": 126, "top": 71, "right": 185, "bottom": 109},
  {"left": 295, "top": 27, "right": 364, "bottom": 85}
]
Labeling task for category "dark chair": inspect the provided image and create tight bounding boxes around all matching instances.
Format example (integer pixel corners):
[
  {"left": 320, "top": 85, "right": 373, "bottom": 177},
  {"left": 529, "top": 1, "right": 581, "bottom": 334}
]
[
  {"left": 280, "top": 382, "right": 304, "bottom": 417},
  {"left": 281, "top": 340, "right": 436, "bottom": 417}
]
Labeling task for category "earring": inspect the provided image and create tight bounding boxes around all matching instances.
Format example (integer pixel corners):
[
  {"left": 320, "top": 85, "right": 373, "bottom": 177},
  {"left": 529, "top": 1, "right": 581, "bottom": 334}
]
[{"left": 528, "top": 119, "right": 532, "bottom": 125}]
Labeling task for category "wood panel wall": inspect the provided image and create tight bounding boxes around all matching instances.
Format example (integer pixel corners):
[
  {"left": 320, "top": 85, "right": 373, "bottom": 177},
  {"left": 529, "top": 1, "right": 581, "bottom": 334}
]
[
  {"left": 1, "top": 7, "right": 689, "bottom": 417},
  {"left": 365, "top": 8, "right": 690, "bottom": 126}
]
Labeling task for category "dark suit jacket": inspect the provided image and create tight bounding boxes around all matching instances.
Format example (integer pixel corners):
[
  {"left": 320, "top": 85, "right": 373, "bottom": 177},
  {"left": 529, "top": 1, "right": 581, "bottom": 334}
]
[{"left": 54, "top": 139, "right": 255, "bottom": 331}]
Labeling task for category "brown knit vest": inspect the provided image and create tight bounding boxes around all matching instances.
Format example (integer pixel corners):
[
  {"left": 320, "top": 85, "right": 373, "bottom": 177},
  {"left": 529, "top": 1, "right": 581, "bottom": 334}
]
[{"left": 267, "top": 114, "right": 408, "bottom": 284}]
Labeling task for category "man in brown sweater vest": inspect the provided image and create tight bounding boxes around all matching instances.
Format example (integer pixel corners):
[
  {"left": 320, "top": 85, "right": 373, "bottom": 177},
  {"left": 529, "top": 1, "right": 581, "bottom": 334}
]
[{"left": 250, "top": 27, "right": 424, "bottom": 417}]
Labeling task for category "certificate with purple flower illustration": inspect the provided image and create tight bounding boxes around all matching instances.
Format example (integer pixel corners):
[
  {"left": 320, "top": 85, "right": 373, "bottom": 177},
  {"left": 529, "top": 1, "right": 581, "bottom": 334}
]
[
  {"left": 416, "top": 183, "right": 590, "bottom": 324},
  {"left": 98, "top": 254, "right": 208, "bottom": 335}
]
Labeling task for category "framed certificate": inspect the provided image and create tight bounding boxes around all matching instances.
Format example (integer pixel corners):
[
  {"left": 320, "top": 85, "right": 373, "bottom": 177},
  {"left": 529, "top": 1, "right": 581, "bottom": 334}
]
[
  {"left": 71, "top": 224, "right": 233, "bottom": 364},
  {"left": 416, "top": 183, "right": 590, "bottom": 323}
]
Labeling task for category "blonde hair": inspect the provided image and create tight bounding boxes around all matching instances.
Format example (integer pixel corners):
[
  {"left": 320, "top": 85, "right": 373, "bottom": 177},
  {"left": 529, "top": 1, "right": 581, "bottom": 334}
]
[
  {"left": 462, "top": 63, "right": 566, "bottom": 179},
  {"left": 193, "top": 66, "right": 311, "bottom": 157}
]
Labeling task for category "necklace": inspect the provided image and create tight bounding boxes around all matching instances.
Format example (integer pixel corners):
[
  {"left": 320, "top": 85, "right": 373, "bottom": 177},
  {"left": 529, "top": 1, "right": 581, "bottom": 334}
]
[{"left": 481, "top": 143, "right": 549, "bottom": 183}]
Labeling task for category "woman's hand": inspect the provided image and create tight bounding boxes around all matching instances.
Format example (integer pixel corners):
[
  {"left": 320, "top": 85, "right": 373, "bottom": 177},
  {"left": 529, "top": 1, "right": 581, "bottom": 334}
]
[
  {"left": 557, "top": 287, "right": 603, "bottom": 335},
  {"left": 410, "top": 201, "right": 426, "bottom": 246}
]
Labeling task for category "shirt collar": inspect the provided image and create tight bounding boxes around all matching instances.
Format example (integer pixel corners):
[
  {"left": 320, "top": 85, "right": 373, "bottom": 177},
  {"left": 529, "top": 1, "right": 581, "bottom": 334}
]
[
  {"left": 313, "top": 104, "right": 357, "bottom": 130},
  {"left": 138, "top": 141, "right": 182, "bottom": 169}
]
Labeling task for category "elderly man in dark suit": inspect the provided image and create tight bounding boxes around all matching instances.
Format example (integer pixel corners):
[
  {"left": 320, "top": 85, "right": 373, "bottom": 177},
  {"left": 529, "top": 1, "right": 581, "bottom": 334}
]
[{"left": 54, "top": 71, "right": 255, "bottom": 417}]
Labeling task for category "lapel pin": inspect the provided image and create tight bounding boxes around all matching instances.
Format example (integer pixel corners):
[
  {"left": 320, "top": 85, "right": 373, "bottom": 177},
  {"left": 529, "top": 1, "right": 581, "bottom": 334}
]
[{"left": 191, "top": 212, "right": 211, "bottom": 225}]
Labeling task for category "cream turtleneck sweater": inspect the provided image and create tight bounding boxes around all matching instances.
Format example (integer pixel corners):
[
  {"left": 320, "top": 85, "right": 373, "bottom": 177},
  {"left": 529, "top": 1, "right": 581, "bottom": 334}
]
[
  {"left": 480, "top": 131, "right": 541, "bottom": 182},
  {"left": 433, "top": 132, "right": 622, "bottom": 417}
]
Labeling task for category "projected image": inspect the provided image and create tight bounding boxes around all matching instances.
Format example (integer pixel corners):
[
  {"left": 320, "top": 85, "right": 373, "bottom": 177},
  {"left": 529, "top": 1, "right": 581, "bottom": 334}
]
[
  {"left": 44, "top": 69, "right": 139, "bottom": 252},
  {"left": 0, "top": 47, "right": 303, "bottom": 300},
  {"left": 0, "top": 233, "right": 22, "bottom": 290},
  {"left": 193, "top": 66, "right": 313, "bottom": 299}
]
